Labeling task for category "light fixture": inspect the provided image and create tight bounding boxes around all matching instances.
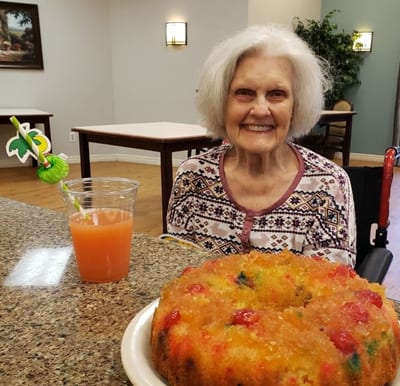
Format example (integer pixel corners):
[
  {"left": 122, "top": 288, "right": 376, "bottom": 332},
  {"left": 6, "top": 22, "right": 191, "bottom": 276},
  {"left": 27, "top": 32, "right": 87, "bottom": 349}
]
[
  {"left": 166, "top": 22, "right": 187, "bottom": 46},
  {"left": 352, "top": 31, "right": 373, "bottom": 52}
]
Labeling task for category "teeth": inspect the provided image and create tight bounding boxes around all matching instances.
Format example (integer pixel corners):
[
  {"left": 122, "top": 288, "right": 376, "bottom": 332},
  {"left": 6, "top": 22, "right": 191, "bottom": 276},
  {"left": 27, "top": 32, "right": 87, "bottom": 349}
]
[{"left": 244, "top": 124, "right": 274, "bottom": 132}]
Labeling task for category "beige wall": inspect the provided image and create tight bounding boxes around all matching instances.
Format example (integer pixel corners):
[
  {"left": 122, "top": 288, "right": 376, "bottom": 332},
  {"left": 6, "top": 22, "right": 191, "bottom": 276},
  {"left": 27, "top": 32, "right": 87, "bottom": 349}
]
[
  {"left": 248, "top": 0, "right": 320, "bottom": 27},
  {"left": 0, "top": 0, "right": 248, "bottom": 166},
  {"left": 0, "top": 0, "right": 322, "bottom": 167}
]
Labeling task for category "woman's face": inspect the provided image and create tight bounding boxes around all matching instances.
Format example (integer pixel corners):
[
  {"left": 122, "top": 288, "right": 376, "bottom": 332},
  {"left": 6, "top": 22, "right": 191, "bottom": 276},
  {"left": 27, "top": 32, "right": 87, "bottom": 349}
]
[{"left": 225, "top": 53, "right": 294, "bottom": 155}]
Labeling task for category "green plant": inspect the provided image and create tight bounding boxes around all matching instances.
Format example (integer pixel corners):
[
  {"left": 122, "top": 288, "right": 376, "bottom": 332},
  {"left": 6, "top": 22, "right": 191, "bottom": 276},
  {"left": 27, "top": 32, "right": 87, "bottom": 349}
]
[{"left": 293, "top": 10, "right": 363, "bottom": 108}]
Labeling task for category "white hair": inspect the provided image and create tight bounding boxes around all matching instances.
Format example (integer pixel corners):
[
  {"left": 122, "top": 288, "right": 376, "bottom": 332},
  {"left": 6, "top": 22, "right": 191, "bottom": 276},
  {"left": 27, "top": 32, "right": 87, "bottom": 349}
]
[{"left": 196, "top": 24, "right": 332, "bottom": 139}]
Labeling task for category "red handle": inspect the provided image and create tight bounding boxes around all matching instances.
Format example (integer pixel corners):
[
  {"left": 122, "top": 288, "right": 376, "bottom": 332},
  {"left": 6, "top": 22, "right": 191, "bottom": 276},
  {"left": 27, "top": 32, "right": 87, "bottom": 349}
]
[{"left": 378, "top": 147, "right": 400, "bottom": 228}]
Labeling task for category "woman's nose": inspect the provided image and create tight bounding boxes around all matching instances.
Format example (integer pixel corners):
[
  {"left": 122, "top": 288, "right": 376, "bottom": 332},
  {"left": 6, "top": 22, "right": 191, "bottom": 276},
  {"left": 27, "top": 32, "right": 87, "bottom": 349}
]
[{"left": 250, "top": 99, "right": 271, "bottom": 116}]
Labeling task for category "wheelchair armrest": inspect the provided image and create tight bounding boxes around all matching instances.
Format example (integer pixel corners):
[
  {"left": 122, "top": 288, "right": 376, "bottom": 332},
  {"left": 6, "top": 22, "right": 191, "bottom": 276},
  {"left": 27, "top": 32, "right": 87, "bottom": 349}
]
[{"left": 356, "top": 248, "right": 393, "bottom": 284}]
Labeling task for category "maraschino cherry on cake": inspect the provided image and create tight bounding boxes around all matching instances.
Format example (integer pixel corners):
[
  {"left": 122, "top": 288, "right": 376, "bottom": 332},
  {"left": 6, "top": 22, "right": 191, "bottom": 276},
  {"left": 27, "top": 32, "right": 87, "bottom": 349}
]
[{"left": 151, "top": 250, "right": 400, "bottom": 386}]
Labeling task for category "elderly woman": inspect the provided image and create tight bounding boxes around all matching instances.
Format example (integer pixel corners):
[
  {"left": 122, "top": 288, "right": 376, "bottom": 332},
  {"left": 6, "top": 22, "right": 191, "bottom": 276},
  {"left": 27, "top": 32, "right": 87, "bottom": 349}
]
[{"left": 167, "top": 24, "right": 356, "bottom": 266}]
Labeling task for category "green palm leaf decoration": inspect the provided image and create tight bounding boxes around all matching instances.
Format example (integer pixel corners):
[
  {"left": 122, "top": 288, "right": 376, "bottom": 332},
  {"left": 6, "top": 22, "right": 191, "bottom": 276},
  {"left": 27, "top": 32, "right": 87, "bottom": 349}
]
[{"left": 6, "top": 129, "right": 42, "bottom": 163}]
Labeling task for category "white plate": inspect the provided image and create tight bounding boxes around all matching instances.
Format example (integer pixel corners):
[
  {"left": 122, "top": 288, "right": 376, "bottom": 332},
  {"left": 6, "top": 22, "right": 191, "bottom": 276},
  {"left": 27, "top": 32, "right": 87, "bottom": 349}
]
[
  {"left": 121, "top": 300, "right": 400, "bottom": 386},
  {"left": 121, "top": 299, "right": 166, "bottom": 386},
  {"left": 394, "top": 368, "right": 400, "bottom": 386}
]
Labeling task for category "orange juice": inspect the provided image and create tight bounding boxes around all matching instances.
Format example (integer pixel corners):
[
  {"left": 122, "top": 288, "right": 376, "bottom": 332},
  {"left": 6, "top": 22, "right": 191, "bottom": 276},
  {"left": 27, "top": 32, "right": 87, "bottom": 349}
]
[{"left": 69, "top": 208, "right": 133, "bottom": 282}]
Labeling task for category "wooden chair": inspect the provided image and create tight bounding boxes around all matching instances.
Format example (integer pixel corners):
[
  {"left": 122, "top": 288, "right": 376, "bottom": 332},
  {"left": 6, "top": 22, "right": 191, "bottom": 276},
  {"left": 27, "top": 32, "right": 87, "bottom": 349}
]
[{"left": 320, "top": 99, "right": 353, "bottom": 165}]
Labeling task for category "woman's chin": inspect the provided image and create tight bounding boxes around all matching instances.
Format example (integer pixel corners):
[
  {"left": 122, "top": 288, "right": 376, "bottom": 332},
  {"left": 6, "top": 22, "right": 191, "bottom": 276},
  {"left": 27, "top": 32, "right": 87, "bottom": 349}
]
[{"left": 237, "top": 143, "right": 280, "bottom": 155}]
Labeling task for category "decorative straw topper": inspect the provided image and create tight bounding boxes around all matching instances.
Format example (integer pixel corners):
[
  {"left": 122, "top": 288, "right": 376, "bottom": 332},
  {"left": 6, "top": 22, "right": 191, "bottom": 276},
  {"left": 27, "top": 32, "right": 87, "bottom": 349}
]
[
  {"left": 7, "top": 116, "right": 69, "bottom": 184},
  {"left": 6, "top": 116, "right": 87, "bottom": 218}
]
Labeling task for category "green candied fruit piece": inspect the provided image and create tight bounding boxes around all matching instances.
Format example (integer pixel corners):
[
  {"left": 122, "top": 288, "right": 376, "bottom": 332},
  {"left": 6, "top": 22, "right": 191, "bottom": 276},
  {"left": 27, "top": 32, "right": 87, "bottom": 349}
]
[
  {"left": 295, "top": 310, "right": 303, "bottom": 318},
  {"left": 346, "top": 352, "right": 361, "bottom": 375},
  {"left": 366, "top": 339, "right": 378, "bottom": 357},
  {"left": 381, "top": 329, "right": 395, "bottom": 344},
  {"left": 235, "top": 271, "right": 255, "bottom": 289}
]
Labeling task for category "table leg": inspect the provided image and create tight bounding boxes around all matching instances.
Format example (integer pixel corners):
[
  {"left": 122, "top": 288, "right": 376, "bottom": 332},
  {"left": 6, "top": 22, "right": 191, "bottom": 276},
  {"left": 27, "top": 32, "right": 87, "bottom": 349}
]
[
  {"left": 30, "top": 119, "right": 38, "bottom": 168},
  {"left": 29, "top": 117, "right": 52, "bottom": 167},
  {"left": 78, "top": 133, "right": 91, "bottom": 178},
  {"left": 160, "top": 147, "right": 173, "bottom": 233},
  {"left": 42, "top": 117, "right": 52, "bottom": 141},
  {"left": 343, "top": 118, "right": 353, "bottom": 167}
]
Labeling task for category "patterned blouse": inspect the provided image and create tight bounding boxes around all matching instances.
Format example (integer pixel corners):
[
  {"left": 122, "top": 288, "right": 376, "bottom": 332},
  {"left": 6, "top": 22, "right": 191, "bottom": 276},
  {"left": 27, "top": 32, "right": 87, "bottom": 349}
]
[{"left": 167, "top": 143, "right": 356, "bottom": 266}]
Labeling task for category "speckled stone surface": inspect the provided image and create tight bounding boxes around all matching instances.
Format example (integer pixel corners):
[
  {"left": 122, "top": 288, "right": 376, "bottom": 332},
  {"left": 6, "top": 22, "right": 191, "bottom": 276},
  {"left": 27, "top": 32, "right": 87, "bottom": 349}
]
[
  {"left": 1, "top": 197, "right": 399, "bottom": 385},
  {"left": 0, "top": 198, "right": 211, "bottom": 385}
]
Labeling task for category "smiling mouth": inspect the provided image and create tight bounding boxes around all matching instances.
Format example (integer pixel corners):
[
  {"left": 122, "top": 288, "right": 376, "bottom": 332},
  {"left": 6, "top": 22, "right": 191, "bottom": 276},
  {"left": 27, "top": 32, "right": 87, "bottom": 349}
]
[{"left": 240, "top": 124, "right": 275, "bottom": 132}]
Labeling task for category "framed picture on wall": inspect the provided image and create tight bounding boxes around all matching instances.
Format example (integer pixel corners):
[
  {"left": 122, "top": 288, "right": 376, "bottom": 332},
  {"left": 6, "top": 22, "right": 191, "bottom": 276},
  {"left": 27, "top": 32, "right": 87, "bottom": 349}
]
[{"left": 0, "top": 1, "right": 43, "bottom": 69}]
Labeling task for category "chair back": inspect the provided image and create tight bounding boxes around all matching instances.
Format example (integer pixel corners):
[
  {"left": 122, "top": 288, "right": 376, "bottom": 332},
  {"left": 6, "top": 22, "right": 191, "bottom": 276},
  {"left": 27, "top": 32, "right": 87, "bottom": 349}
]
[
  {"left": 330, "top": 99, "right": 353, "bottom": 136},
  {"left": 333, "top": 99, "right": 353, "bottom": 111},
  {"left": 344, "top": 166, "right": 383, "bottom": 269}
]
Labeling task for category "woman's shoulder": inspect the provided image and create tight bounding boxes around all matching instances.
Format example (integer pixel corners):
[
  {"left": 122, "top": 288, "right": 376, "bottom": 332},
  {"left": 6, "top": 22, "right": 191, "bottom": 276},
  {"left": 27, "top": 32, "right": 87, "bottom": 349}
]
[
  {"left": 177, "top": 144, "right": 228, "bottom": 171},
  {"left": 293, "top": 143, "right": 349, "bottom": 179}
]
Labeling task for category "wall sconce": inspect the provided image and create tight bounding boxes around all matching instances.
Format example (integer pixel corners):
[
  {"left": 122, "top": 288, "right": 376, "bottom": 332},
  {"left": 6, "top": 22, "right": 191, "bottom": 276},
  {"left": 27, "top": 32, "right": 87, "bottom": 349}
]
[
  {"left": 352, "top": 31, "right": 373, "bottom": 52},
  {"left": 166, "top": 22, "right": 187, "bottom": 46}
]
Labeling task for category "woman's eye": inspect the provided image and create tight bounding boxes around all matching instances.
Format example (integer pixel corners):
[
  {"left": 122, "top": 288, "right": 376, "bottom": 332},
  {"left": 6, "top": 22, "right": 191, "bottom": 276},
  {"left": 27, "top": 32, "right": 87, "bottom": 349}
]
[
  {"left": 234, "top": 89, "right": 254, "bottom": 100},
  {"left": 235, "top": 88, "right": 254, "bottom": 96},
  {"left": 268, "top": 90, "right": 286, "bottom": 99}
]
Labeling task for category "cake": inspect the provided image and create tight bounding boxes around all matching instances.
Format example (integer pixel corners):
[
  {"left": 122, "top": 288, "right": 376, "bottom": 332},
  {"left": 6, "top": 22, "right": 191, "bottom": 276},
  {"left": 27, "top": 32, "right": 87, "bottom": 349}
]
[{"left": 150, "top": 250, "right": 400, "bottom": 385}]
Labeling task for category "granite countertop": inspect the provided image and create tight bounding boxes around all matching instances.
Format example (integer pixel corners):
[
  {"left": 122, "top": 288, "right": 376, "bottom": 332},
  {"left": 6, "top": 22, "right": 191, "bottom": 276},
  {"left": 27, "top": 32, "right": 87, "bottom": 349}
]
[
  {"left": 1, "top": 197, "right": 399, "bottom": 385},
  {"left": 0, "top": 197, "right": 211, "bottom": 385}
]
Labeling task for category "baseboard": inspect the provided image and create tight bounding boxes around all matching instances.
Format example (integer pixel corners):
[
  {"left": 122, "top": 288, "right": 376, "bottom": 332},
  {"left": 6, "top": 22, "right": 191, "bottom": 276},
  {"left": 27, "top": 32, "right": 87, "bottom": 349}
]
[
  {"left": 333, "top": 152, "right": 384, "bottom": 163},
  {"left": 0, "top": 158, "right": 32, "bottom": 167},
  {"left": 63, "top": 153, "right": 187, "bottom": 167},
  {"left": 0, "top": 151, "right": 384, "bottom": 168}
]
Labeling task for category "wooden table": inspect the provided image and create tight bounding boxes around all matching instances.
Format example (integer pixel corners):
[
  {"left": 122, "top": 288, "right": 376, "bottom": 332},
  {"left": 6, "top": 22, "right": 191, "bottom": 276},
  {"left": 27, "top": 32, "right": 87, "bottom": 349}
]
[
  {"left": 71, "top": 122, "right": 220, "bottom": 232},
  {"left": 297, "top": 110, "right": 357, "bottom": 166},
  {"left": 304, "top": 110, "right": 357, "bottom": 166},
  {"left": 0, "top": 108, "right": 53, "bottom": 140},
  {"left": 318, "top": 110, "right": 357, "bottom": 166}
]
